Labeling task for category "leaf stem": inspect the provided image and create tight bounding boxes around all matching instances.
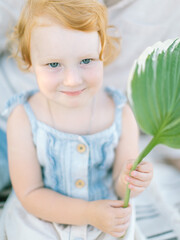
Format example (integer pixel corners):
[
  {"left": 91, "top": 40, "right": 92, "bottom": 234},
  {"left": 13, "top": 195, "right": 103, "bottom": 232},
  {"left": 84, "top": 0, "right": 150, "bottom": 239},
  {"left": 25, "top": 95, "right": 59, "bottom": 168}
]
[{"left": 123, "top": 136, "right": 158, "bottom": 208}]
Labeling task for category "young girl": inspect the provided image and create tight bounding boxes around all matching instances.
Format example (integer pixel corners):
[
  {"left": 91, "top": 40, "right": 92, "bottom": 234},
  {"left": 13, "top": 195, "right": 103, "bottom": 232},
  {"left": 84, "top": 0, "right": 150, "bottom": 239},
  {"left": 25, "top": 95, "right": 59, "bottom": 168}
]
[{"left": 0, "top": 0, "right": 153, "bottom": 239}]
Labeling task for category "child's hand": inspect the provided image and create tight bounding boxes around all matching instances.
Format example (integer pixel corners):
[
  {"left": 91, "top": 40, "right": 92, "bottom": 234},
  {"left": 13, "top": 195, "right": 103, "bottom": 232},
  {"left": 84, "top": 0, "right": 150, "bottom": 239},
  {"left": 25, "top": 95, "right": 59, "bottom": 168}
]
[
  {"left": 124, "top": 161, "right": 153, "bottom": 197},
  {"left": 87, "top": 200, "right": 131, "bottom": 238}
]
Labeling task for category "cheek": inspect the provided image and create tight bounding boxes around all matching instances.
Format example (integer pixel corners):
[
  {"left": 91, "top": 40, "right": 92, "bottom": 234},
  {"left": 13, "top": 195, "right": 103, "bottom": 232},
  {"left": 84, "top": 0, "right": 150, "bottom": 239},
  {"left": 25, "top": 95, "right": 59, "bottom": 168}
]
[
  {"left": 35, "top": 68, "right": 60, "bottom": 91},
  {"left": 86, "top": 63, "right": 103, "bottom": 87}
]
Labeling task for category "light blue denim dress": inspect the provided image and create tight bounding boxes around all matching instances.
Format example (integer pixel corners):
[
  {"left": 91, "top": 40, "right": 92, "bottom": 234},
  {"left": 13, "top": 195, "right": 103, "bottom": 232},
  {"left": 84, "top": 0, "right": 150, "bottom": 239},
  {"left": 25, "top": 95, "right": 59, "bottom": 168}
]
[{"left": 0, "top": 87, "right": 135, "bottom": 240}]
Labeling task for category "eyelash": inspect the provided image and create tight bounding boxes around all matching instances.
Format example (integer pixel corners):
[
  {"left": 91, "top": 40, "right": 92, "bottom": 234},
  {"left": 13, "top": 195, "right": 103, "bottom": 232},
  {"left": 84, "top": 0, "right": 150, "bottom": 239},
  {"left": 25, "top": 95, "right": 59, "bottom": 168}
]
[
  {"left": 47, "top": 58, "right": 93, "bottom": 68},
  {"left": 80, "top": 59, "right": 92, "bottom": 65},
  {"left": 48, "top": 62, "right": 60, "bottom": 68}
]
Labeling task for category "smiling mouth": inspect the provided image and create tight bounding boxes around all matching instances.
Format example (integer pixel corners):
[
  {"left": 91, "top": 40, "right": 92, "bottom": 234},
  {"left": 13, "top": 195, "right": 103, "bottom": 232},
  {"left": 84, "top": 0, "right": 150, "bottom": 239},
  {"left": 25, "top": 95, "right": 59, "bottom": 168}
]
[{"left": 60, "top": 88, "right": 86, "bottom": 96}]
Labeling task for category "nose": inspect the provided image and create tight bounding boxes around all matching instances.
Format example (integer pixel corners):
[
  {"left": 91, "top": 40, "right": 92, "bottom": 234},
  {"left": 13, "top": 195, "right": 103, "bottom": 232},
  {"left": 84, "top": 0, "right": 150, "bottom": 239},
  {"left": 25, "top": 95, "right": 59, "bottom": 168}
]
[{"left": 63, "top": 67, "right": 82, "bottom": 87}]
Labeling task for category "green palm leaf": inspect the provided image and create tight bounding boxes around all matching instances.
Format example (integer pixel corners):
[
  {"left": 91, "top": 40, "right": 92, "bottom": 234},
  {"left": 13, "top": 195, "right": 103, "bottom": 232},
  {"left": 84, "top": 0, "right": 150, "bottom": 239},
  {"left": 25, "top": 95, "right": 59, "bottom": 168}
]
[{"left": 124, "top": 38, "right": 180, "bottom": 207}]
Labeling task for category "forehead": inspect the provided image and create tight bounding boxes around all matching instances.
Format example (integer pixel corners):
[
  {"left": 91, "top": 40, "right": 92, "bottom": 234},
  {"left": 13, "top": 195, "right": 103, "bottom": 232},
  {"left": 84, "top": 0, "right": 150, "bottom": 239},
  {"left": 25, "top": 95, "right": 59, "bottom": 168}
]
[{"left": 30, "top": 17, "right": 101, "bottom": 59}]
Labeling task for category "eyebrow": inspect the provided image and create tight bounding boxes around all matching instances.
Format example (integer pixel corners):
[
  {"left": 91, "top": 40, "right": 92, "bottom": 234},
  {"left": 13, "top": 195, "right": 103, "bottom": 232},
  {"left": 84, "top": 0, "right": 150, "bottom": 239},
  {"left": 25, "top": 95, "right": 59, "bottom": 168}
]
[
  {"left": 81, "top": 53, "right": 99, "bottom": 58},
  {"left": 39, "top": 53, "right": 99, "bottom": 63},
  {"left": 38, "top": 56, "right": 62, "bottom": 63}
]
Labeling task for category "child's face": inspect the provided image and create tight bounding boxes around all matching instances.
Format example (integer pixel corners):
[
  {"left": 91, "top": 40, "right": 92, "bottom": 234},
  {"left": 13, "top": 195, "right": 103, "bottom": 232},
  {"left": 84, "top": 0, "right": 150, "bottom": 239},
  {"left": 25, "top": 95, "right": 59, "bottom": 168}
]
[{"left": 30, "top": 17, "right": 104, "bottom": 108}]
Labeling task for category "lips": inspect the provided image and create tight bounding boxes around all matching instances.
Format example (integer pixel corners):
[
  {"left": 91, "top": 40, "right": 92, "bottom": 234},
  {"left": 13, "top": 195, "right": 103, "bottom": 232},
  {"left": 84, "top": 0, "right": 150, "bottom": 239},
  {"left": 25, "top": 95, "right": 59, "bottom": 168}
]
[{"left": 60, "top": 88, "right": 86, "bottom": 96}]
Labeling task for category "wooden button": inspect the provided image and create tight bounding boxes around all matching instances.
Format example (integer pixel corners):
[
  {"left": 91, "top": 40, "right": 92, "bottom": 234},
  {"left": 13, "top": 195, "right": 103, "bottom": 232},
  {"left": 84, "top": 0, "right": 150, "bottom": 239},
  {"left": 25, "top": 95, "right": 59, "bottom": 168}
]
[
  {"left": 75, "top": 179, "right": 85, "bottom": 188},
  {"left": 77, "top": 144, "right": 86, "bottom": 153}
]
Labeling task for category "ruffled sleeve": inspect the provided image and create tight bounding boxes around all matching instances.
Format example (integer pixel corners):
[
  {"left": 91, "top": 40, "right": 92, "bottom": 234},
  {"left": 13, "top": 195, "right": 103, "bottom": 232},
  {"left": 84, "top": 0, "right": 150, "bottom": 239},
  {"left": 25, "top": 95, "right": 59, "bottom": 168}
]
[{"left": 1, "top": 89, "right": 38, "bottom": 117}]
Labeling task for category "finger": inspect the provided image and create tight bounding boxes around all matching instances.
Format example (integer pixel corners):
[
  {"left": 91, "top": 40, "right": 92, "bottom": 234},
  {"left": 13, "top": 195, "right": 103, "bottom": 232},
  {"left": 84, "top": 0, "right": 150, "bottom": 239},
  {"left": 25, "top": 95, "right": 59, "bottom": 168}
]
[
  {"left": 115, "top": 215, "right": 130, "bottom": 225},
  {"left": 130, "top": 171, "right": 153, "bottom": 182},
  {"left": 111, "top": 230, "right": 126, "bottom": 238},
  {"left": 112, "top": 222, "right": 129, "bottom": 235},
  {"left": 110, "top": 200, "right": 125, "bottom": 207},
  {"left": 136, "top": 161, "right": 153, "bottom": 173},
  {"left": 126, "top": 160, "right": 135, "bottom": 170},
  {"left": 126, "top": 163, "right": 133, "bottom": 170},
  {"left": 113, "top": 206, "right": 132, "bottom": 218},
  {"left": 128, "top": 184, "right": 145, "bottom": 192},
  {"left": 124, "top": 163, "right": 135, "bottom": 179},
  {"left": 126, "top": 175, "right": 150, "bottom": 187}
]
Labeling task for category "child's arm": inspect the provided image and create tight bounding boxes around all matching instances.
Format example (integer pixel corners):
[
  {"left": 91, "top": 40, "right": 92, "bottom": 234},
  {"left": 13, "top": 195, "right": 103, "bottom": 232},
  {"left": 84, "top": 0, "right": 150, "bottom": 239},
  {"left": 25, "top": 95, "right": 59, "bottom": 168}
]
[
  {"left": 113, "top": 104, "right": 153, "bottom": 199},
  {"left": 7, "top": 105, "right": 131, "bottom": 238}
]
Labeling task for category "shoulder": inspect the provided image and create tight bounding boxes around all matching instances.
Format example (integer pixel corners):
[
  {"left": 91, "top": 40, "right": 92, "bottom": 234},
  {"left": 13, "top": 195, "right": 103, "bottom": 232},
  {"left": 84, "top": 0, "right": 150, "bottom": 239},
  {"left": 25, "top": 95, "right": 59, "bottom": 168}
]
[
  {"left": 6, "top": 92, "right": 41, "bottom": 135},
  {"left": 7, "top": 92, "right": 45, "bottom": 127},
  {"left": 7, "top": 104, "right": 31, "bottom": 138},
  {"left": 122, "top": 104, "right": 134, "bottom": 119},
  {"left": 8, "top": 104, "right": 28, "bottom": 125}
]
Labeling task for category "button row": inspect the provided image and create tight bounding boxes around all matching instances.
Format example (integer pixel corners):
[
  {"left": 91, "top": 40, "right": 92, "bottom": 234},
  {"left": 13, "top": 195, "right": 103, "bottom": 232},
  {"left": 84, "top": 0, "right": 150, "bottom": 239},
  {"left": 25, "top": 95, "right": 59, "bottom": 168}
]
[{"left": 75, "top": 143, "right": 86, "bottom": 190}]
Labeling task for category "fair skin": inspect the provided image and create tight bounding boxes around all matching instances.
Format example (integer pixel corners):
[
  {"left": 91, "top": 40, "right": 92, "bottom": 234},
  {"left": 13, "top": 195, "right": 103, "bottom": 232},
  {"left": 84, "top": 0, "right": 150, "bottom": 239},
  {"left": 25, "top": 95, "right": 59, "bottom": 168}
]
[{"left": 7, "top": 16, "right": 153, "bottom": 238}]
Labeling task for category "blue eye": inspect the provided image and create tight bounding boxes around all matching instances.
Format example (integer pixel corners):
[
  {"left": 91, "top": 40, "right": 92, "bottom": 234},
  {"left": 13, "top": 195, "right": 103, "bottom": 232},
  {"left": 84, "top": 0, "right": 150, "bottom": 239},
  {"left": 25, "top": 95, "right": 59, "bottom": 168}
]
[
  {"left": 80, "top": 59, "right": 92, "bottom": 65},
  {"left": 49, "top": 62, "right": 60, "bottom": 68}
]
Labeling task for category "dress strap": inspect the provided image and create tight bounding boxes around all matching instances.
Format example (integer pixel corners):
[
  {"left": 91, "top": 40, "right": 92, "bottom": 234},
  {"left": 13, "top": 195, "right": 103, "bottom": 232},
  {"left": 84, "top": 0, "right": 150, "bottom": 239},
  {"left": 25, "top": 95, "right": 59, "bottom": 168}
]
[{"left": 105, "top": 86, "right": 127, "bottom": 135}]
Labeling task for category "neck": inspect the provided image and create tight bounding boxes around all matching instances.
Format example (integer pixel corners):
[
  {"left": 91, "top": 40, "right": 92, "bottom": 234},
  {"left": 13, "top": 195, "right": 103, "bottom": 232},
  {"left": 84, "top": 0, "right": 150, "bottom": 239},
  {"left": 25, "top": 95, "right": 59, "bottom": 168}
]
[{"left": 46, "top": 94, "right": 98, "bottom": 135}]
